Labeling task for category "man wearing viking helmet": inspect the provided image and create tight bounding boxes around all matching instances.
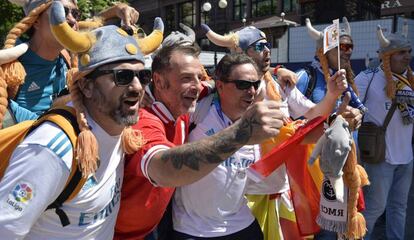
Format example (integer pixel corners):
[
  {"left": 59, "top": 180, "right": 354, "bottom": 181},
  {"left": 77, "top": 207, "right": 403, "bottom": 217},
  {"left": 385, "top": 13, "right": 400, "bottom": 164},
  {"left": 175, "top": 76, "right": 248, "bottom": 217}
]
[
  {"left": 199, "top": 23, "right": 363, "bottom": 239},
  {"left": 355, "top": 24, "right": 413, "bottom": 240},
  {"left": 294, "top": 18, "right": 366, "bottom": 240},
  {"left": 114, "top": 40, "right": 288, "bottom": 239},
  {"left": 0, "top": 0, "right": 163, "bottom": 238},
  {"left": 161, "top": 22, "right": 212, "bottom": 82},
  {"left": 296, "top": 18, "right": 363, "bottom": 129},
  {"left": 0, "top": 0, "right": 139, "bottom": 129}
]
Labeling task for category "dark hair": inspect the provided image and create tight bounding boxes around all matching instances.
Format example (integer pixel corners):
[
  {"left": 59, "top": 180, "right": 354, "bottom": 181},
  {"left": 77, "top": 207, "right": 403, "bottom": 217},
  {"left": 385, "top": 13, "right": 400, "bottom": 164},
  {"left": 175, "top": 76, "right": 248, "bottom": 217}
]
[
  {"left": 152, "top": 44, "right": 201, "bottom": 74},
  {"left": 214, "top": 53, "right": 259, "bottom": 81}
]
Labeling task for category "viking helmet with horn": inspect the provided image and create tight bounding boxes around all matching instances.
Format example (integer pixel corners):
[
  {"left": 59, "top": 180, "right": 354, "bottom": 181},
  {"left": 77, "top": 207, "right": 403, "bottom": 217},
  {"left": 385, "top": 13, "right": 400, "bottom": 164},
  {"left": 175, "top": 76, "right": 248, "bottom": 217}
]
[
  {"left": 48, "top": 0, "right": 161, "bottom": 176},
  {"left": 162, "top": 23, "right": 196, "bottom": 47},
  {"left": 0, "top": 0, "right": 56, "bottom": 128},
  {"left": 376, "top": 24, "right": 411, "bottom": 54},
  {"left": 340, "top": 17, "right": 351, "bottom": 37},
  {"left": 0, "top": 43, "right": 29, "bottom": 65},
  {"left": 49, "top": 1, "right": 163, "bottom": 72},
  {"left": 306, "top": 17, "right": 361, "bottom": 96},
  {"left": 306, "top": 17, "right": 352, "bottom": 49},
  {"left": 376, "top": 24, "right": 413, "bottom": 99},
  {"left": 201, "top": 24, "right": 266, "bottom": 52}
]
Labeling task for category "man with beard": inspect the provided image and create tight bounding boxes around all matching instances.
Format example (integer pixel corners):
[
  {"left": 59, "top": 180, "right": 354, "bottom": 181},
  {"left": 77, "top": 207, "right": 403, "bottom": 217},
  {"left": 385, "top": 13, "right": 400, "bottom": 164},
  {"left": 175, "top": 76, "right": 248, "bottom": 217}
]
[
  {"left": 171, "top": 53, "right": 348, "bottom": 239},
  {"left": 296, "top": 18, "right": 363, "bottom": 120},
  {"left": 0, "top": 1, "right": 161, "bottom": 238},
  {"left": 294, "top": 17, "right": 363, "bottom": 240},
  {"left": 355, "top": 25, "right": 413, "bottom": 240},
  {"left": 201, "top": 23, "right": 362, "bottom": 239},
  {"left": 115, "top": 44, "right": 286, "bottom": 239}
]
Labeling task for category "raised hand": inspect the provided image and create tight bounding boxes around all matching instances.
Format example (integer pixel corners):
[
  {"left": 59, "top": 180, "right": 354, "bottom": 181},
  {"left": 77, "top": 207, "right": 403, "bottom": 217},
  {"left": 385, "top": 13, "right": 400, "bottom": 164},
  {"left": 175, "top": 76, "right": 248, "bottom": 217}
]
[
  {"left": 336, "top": 92, "right": 362, "bottom": 131},
  {"left": 327, "top": 69, "right": 348, "bottom": 98},
  {"left": 237, "top": 100, "right": 284, "bottom": 145}
]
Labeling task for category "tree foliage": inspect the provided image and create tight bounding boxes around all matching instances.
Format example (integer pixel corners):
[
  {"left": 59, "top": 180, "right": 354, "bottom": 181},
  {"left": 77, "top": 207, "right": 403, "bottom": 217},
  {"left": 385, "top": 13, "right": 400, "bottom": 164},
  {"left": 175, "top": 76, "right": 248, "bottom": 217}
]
[
  {"left": 0, "top": 1, "right": 24, "bottom": 46},
  {"left": 78, "top": 0, "right": 126, "bottom": 19}
]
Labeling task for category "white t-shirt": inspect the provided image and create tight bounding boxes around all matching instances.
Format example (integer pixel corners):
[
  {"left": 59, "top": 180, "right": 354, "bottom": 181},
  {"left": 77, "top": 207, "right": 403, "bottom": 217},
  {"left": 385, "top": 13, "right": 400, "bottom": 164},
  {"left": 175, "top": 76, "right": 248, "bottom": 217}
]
[
  {"left": 355, "top": 67, "right": 413, "bottom": 165},
  {"left": 0, "top": 113, "right": 124, "bottom": 240},
  {"left": 173, "top": 84, "right": 314, "bottom": 237}
]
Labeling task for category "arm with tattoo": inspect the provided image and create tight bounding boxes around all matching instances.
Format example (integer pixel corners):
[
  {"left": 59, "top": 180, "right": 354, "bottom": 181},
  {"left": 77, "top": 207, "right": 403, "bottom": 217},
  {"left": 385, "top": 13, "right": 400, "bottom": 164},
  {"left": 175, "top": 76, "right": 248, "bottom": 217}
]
[{"left": 148, "top": 101, "right": 283, "bottom": 187}]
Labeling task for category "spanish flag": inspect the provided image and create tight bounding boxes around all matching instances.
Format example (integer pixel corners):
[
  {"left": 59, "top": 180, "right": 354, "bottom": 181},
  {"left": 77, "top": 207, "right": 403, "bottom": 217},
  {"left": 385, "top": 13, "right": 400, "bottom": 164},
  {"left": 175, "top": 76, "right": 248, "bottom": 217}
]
[
  {"left": 246, "top": 71, "right": 325, "bottom": 239},
  {"left": 248, "top": 116, "right": 326, "bottom": 237}
]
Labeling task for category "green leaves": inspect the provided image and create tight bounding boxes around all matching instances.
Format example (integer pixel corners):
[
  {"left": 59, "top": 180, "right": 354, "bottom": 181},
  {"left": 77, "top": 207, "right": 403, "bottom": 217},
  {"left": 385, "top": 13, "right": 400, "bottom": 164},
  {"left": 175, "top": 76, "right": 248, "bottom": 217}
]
[
  {"left": 77, "top": 0, "right": 127, "bottom": 19},
  {"left": 0, "top": 1, "right": 24, "bottom": 46}
]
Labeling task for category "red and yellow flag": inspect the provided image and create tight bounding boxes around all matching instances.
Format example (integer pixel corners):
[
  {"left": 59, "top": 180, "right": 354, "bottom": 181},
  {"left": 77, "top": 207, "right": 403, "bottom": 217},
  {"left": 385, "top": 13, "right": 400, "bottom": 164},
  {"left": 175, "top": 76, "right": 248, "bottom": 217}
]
[{"left": 250, "top": 116, "right": 326, "bottom": 236}]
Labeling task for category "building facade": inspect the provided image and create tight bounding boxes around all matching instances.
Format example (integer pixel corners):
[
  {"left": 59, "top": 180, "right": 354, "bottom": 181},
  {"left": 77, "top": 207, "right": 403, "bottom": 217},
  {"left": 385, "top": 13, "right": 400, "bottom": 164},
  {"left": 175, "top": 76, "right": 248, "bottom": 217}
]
[{"left": 131, "top": 0, "right": 413, "bottom": 71}]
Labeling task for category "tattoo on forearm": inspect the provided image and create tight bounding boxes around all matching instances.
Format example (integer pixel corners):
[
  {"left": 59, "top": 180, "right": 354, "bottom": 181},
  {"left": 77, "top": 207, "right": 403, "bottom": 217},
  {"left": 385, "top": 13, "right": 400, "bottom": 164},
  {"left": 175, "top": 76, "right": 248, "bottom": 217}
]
[{"left": 160, "top": 114, "right": 259, "bottom": 171}]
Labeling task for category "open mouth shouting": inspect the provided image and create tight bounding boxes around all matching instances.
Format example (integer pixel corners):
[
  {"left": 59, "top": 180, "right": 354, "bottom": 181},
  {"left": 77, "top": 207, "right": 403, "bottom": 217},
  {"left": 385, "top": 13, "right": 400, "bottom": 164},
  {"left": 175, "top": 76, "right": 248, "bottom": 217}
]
[{"left": 123, "top": 96, "right": 141, "bottom": 111}]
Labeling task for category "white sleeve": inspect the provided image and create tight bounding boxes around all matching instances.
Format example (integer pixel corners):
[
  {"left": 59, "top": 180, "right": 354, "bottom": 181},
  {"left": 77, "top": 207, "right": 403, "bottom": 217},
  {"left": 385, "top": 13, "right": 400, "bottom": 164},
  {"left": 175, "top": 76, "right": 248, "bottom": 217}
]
[
  {"left": 355, "top": 71, "right": 370, "bottom": 103},
  {"left": 286, "top": 86, "right": 315, "bottom": 119},
  {"left": 0, "top": 126, "right": 71, "bottom": 239}
]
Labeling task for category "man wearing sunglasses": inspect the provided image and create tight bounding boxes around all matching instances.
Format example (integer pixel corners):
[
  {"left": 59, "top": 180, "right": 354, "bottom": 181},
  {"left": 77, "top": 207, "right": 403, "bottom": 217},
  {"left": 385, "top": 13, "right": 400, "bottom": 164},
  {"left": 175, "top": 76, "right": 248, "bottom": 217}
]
[
  {"left": 171, "top": 52, "right": 351, "bottom": 239},
  {"left": 296, "top": 18, "right": 362, "bottom": 128},
  {"left": 354, "top": 26, "right": 413, "bottom": 240},
  {"left": 202, "top": 23, "right": 360, "bottom": 238},
  {"left": 171, "top": 54, "right": 270, "bottom": 239},
  {"left": 0, "top": 0, "right": 162, "bottom": 236},
  {"left": 1, "top": 0, "right": 140, "bottom": 128},
  {"left": 115, "top": 43, "right": 286, "bottom": 239},
  {"left": 295, "top": 17, "right": 364, "bottom": 240}
]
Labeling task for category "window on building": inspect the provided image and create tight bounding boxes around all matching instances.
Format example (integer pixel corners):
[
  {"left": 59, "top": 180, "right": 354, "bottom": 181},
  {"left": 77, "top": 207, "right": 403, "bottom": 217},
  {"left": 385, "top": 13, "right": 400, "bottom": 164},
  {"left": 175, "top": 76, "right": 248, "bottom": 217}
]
[
  {"left": 251, "top": 0, "right": 277, "bottom": 17},
  {"left": 201, "top": 1, "right": 211, "bottom": 25},
  {"left": 201, "top": 11, "right": 211, "bottom": 25},
  {"left": 165, "top": 5, "right": 176, "bottom": 33},
  {"left": 283, "top": 0, "right": 297, "bottom": 12},
  {"left": 270, "top": 35, "right": 279, "bottom": 48},
  {"left": 179, "top": 1, "right": 196, "bottom": 27},
  {"left": 233, "top": 0, "right": 247, "bottom": 20}
]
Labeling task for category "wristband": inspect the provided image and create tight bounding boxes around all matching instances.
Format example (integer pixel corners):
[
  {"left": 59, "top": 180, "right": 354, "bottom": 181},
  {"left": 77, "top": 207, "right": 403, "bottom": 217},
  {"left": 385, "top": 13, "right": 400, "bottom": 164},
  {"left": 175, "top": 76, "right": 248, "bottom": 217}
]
[{"left": 273, "top": 65, "right": 284, "bottom": 75}]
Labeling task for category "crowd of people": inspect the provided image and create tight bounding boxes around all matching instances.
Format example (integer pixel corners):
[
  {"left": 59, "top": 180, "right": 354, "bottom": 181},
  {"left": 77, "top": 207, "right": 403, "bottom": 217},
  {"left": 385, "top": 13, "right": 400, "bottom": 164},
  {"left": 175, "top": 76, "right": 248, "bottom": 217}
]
[{"left": 0, "top": 0, "right": 412, "bottom": 240}]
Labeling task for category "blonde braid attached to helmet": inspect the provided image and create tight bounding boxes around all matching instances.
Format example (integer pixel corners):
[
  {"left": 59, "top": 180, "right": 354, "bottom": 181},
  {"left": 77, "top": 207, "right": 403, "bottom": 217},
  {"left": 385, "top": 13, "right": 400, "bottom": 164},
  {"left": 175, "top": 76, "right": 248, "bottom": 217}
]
[
  {"left": 3, "top": 0, "right": 52, "bottom": 97},
  {"left": 380, "top": 51, "right": 414, "bottom": 99},
  {"left": 49, "top": 0, "right": 162, "bottom": 176},
  {"left": 0, "top": 0, "right": 52, "bottom": 127},
  {"left": 376, "top": 24, "right": 413, "bottom": 98}
]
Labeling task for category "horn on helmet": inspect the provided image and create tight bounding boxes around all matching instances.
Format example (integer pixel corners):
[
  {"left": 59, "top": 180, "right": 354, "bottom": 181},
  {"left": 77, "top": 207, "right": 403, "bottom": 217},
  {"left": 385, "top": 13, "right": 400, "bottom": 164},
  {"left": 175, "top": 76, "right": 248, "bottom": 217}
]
[
  {"left": 376, "top": 25, "right": 390, "bottom": 49},
  {"left": 0, "top": 43, "right": 29, "bottom": 65},
  {"left": 342, "top": 17, "right": 351, "bottom": 35},
  {"left": 49, "top": 1, "right": 93, "bottom": 53},
  {"left": 136, "top": 17, "right": 164, "bottom": 55},
  {"left": 201, "top": 24, "right": 237, "bottom": 49},
  {"left": 78, "top": 20, "right": 103, "bottom": 31},
  {"left": 179, "top": 23, "right": 195, "bottom": 43},
  {"left": 305, "top": 18, "right": 323, "bottom": 41}
]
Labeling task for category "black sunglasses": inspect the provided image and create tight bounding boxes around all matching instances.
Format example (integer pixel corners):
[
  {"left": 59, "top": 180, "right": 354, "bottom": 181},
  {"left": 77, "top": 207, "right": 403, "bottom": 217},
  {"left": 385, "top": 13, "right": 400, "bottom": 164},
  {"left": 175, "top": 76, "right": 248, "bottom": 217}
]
[
  {"left": 64, "top": 7, "right": 81, "bottom": 21},
  {"left": 221, "top": 79, "right": 261, "bottom": 90},
  {"left": 86, "top": 69, "right": 152, "bottom": 86},
  {"left": 339, "top": 43, "right": 354, "bottom": 52}
]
